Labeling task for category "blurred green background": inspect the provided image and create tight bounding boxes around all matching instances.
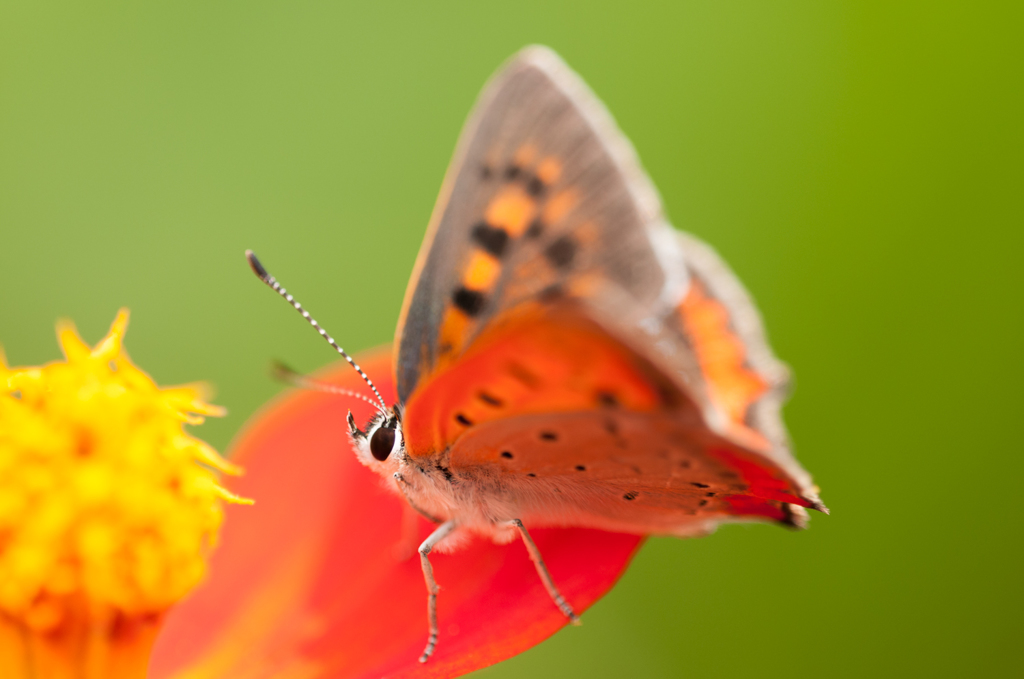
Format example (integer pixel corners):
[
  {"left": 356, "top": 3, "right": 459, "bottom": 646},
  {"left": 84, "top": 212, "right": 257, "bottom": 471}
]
[{"left": 1, "top": 1, "right": 1020, "bottom": 677}]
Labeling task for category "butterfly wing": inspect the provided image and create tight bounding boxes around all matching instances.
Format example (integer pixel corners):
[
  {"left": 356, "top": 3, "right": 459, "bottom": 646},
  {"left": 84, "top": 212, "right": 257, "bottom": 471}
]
[
  {"left": 673, "top": 230, "right": 802, "bottom": 488},
  {"left": 400, "top": 233, "right": 823, "bottom": 534},
  {"left": 449, "top": 409, "right": 811, "bottom": 536},
  {"left": 438, "top": 230, "right": 823, "bottom": 535},
  {"left": 396, "top": 46, "right": 823, "bottom": 533},
  {"left": 395, "top": 46, "right": 696, "bottom": 405}
]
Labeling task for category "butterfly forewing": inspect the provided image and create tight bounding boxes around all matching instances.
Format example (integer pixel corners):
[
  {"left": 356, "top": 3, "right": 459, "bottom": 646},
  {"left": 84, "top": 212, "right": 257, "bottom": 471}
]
[{"left": 396, "top": 46, "right": 693, "bottom": 404}]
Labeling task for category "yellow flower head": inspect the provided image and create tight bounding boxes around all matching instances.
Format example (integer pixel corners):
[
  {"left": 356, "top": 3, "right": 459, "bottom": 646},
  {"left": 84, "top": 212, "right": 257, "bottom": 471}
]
[{"left": 0, "top": 310, "right": 250, "bottom": 677}]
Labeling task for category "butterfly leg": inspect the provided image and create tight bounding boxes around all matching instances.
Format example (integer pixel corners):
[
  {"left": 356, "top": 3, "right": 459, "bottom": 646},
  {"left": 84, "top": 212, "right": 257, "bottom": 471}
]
[
  {"left": 418, "top": 519, "right": 458, "bottom": 663},
  {"left": 509, "top": 519, "right": 581, "bottom": 625}
]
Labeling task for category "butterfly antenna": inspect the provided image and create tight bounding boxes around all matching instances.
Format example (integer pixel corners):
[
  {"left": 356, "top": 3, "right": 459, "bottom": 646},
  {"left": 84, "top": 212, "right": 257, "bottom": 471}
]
[
  {"left": 245, "top": 249, "right": 389, "bottom": 411},
  {"left": 271, "top": 361, "right": 387, "bottom": 414}
]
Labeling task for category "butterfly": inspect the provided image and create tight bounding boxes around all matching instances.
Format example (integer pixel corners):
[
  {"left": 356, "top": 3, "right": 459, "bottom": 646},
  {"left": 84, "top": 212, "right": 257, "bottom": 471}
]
[{"left": 247, "top": 45, "right": 825, "bottom": 664}]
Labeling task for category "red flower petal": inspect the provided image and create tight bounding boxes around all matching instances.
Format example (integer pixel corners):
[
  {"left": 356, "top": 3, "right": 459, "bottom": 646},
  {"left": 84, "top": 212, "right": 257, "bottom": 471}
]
[{"left": 149, "top": 347, "right": 643, "bottom": 679}]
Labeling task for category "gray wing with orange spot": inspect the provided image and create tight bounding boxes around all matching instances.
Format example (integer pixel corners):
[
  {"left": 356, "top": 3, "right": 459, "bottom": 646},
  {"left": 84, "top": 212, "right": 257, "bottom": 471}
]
[{"left": 395, "top": 45, "right": 691, "bottom": 403}]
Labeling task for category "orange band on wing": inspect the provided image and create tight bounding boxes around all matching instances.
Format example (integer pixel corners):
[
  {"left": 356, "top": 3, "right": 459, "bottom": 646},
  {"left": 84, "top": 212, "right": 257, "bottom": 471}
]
[
  {"left": 437, "top": 306, "right": 472, "bottom": 355},
  {"left": 678, "top": 282, "right": 769, "bottom": 429}
]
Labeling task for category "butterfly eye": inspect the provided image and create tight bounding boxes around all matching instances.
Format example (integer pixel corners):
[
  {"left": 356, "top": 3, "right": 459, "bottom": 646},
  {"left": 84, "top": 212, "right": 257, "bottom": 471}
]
[{"left": 369, "top": 426, "right": 396, "bottom": 462}]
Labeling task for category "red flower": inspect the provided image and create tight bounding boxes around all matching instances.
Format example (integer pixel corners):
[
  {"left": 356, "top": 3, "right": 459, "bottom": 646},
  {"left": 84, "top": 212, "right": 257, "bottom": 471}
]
[{"left": 149, "top": 347, "right": 643, "bottom": 678}]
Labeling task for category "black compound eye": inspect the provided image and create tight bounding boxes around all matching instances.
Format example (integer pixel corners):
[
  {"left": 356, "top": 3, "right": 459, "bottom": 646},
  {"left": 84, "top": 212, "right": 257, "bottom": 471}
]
[{"left": 370, "top": 426, "right": 396, "bottom": 461}]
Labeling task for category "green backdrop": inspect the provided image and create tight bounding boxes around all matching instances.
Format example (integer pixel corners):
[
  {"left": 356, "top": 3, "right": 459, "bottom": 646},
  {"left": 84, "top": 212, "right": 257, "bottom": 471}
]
[{"left": 2, "top": 2, "right": 1020, "bottom": 677}]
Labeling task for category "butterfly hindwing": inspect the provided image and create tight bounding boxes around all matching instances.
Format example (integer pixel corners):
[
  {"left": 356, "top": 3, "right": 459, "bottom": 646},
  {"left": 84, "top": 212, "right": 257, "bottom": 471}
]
[
  {"left": 447, "top": 409, "right": 812, "bottom": 535},
  {"left": 671, "top": 230, "right": 813, "bottom": 493}
]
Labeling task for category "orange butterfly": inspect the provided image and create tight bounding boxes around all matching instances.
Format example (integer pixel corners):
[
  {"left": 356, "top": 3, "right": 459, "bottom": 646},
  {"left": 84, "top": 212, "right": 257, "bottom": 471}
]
[{"left": 248, "top": 45, "right": 825, "bottom": 664}]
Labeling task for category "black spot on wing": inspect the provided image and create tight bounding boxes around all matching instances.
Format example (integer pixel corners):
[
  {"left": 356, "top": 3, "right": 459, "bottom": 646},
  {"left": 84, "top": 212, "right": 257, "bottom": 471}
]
[
  {"left": 526, "top": 175, "right": 545, "bottom": 196},
  {"left": 575, "top": 465, "right": 586, "bottom": 471},
  {"left": 478, "top": 391, "right": 504, "bottom": 407},
  {"left": 455, "top": 413, "right": 473, "bottom": 426},
  {"left": 500, "top": 451, "right": 513, "bottom": 459},
  {"left": 471, "top": 222, "right": 509, "bottom": 257},
  {"left": 453, "top": 287, "right": 485, "bottom": 316},
  {"left": 544, "top": 236, "right": 577, "bottom": 270},
  {"left": 507, "top": 362, "right": 541, "bottom": 389},
  {"left": 525, "top": 218, "right": 544, "bottom": 239},
  {"left": 691, "top": 482, "right": 709, "bottom": 489},
  {"left": 539, "top": 431, "right": 558, "bottom": 442},
  {"left": 538, "top": 284, "right": 563, "bottom": 302},
  {"left": 623, "top": 491, "right": 638, "bottom": 501}
]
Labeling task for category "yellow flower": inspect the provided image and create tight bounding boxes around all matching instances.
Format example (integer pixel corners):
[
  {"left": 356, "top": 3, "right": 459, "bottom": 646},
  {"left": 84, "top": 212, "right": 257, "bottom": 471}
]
[{"left": 0, "top": 309, "right": 251, "bottom": 679}]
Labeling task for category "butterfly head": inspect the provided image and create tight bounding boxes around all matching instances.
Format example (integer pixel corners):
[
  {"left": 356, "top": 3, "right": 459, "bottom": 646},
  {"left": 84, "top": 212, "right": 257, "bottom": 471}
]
[
  {"left": 348, "top": 405, "right": 405, "bottom": 468},
  {"left": 244, "top": 249, "right": 405, "bottom": 468}
]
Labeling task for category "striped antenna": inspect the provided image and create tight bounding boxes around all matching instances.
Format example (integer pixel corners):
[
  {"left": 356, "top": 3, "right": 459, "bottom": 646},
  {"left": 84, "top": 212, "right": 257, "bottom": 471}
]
[
  {"left": 271, "top": 361, "right": 386, "bottom": 414},
  {"left": 245, "top": 250, "right": 389, "bottom": 411}
]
